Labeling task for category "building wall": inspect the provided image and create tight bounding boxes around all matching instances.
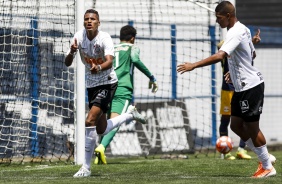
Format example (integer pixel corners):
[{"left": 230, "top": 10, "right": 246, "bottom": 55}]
[{"left": 236, "top": 0, "right": 282, "bottom": 27}]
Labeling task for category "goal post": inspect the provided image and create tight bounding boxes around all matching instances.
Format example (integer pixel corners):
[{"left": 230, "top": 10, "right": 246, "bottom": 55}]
[{"left": 75, "top": 0, "right": 85, "bottom": 165}]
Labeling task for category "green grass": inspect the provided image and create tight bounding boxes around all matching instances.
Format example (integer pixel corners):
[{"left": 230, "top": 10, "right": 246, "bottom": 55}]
[{"left": 1, "top": 151, "right": 281, "bottom": 184}]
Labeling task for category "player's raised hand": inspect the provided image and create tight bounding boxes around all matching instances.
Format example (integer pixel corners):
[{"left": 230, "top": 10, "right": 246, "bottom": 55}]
[
  {"left": 70, "top": 38, "right": 78, "bottom": 53},
  {"left": 177, "top": 62, "right": 195, "bottom": 74},
  {"left": 252, "top": 29, "right": 261, "bottom": 44}
]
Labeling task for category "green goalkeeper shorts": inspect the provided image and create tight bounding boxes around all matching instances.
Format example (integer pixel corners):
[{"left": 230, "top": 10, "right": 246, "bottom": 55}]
[{"left": 110, "top": 94, "right": 132, "bottom": 115}]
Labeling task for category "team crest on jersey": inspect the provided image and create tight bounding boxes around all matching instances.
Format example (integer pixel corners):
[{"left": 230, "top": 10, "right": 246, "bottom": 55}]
[
  {"left": 240, "top": 100, "right": 249, "bottom": 113},
  {"left": 223, "top": 106, "right": 230, "bottom": 112},
  {"left": 93, "top": 44, "right": 102, "bottom": 55}
]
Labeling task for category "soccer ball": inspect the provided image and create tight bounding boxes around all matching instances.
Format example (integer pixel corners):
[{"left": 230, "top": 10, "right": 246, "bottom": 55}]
[{"left": 216, "top": 136, "right": 233, "bottom": 154}]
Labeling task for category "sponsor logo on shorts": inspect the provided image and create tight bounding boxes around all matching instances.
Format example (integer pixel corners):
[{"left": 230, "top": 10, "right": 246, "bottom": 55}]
[
  {"left": 240, "top": 100, "right": 249, "bottom": 113},
  {"left": 97, "top": 89, "right": 108, "bottom": 99}
]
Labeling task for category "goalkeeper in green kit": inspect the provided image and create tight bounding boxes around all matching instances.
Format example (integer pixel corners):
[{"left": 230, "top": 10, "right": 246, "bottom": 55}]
[{"left": 94, "top": 25, "right": 158, "bottom": 164}]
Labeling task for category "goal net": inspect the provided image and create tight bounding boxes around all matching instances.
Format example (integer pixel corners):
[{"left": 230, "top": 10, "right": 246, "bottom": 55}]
[
  {"left": 96, "top": 0, "right": 221, "bottom": 158},
  {"left": 0, "top": 0, "right": 222, "bottom": 164},
  {"left": 0, "top": 0, "right": 76, "bottom": 163}
]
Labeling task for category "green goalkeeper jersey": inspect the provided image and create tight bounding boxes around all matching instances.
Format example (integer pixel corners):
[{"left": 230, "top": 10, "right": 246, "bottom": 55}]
[{"left": 113, "top": 42, "right": 152, "bottom": 96}]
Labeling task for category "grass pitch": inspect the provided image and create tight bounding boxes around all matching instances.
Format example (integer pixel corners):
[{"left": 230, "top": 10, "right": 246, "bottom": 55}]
[{"left": 1, "top": 151, "right": 281, "bottom": 184}]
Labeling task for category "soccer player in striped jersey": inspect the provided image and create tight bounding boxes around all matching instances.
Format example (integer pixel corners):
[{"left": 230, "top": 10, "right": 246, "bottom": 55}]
[
  {"left": 177, "top": 1, "right": 276, "bottom": 178},
  {"left": 94, "top": 25, "right": 158, "bottom": 165},
  {"left": 65, "top": 9, "right": 147, "bottom": 178}
]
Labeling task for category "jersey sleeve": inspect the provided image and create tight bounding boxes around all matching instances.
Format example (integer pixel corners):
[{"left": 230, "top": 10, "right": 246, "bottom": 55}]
[
  {"left": 219, "top": 30, "right": 241, "bottom": 56},
  {"left": 131, "top": 45, "right": 152, "bottom": 78}
]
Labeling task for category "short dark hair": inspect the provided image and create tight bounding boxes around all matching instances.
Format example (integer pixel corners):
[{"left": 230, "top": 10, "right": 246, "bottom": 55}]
[
  {"left": 120, "top": 25, "right": 137, "bottom": 41},
  {"left": 84, "top": 9, "right": 99, "bottom": 20},
  {"left": 215, "top": 1, "right": 235, "bottom": 16}
]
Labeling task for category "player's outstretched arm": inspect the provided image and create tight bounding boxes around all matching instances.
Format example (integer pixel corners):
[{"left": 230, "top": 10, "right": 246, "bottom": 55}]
[
  {"left": 177, "top": 62, "right": 196, "bottom": 74},
  {"left": 131, "top": 46, "right": 158, "bottom": 93},
  {"left": 133, "top": 58, "right": 158, "bottom": 93},
  {"left": 177, "top": 51, "right": 225, "bottom": 74}
]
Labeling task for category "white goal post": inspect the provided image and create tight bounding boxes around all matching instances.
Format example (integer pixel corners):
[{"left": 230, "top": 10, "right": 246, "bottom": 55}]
[{"left": 75, "top": 0, "right": 85, "bottom": 165}]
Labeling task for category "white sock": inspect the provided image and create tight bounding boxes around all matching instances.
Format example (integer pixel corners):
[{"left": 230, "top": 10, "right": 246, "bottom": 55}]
[
  {"left": 245, "top": 138, "right": 257, "bottom": 154},
  {"left": 83, "top": 127, "right": 97, "bottom": 170},
  {"left": 256, "top": 144, "right": 272, "bottom": 170},
  {"left": 101, "top": 113, "right": 133, "bottom": 135}
]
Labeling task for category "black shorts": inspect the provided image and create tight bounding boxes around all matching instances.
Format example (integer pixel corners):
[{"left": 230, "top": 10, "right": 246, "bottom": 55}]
[
  {"left": 231, "top": 82, "right": 264, "bottom": 122},
  {"left": 87, "top": 82, "right": 118, "bottom": 113}
]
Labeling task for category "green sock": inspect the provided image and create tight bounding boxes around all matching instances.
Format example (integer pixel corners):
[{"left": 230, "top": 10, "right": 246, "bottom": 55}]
[{"left": 100, "top": 127, "right": 120, "bottom": 149}]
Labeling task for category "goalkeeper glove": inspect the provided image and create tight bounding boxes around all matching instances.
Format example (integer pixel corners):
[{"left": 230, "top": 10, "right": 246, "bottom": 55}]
[{"left": 149, "top": 75, "right": 158, "bottom": 93}]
